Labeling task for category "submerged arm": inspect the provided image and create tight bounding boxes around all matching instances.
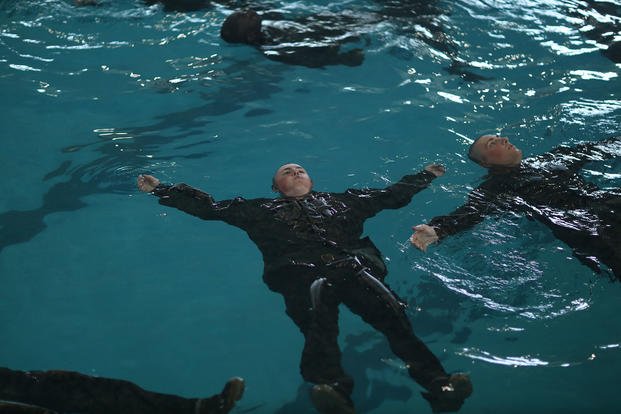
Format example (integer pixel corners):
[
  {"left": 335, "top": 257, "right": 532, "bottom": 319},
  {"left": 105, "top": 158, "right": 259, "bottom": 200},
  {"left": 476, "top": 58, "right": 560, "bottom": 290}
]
[
  {"left": 349, "top": 164, "right": 445, "bottom": 217},
  {"left": 429, "top": 194, "right": 491, "bottom": 239},
  {"left": 411, "top": 187, "right": 496, "bottom": 251}
]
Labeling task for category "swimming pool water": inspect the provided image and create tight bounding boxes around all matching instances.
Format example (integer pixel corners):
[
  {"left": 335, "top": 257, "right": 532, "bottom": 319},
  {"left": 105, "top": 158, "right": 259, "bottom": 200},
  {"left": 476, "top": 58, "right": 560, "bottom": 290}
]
[{"left": 1, "top": 0, "right": 620, "bottom": 413}]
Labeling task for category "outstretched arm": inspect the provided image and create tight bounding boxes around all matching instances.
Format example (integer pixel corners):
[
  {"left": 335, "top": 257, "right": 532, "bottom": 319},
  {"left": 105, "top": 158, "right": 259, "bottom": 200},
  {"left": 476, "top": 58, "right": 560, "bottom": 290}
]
[
  {"left": 546, "top": 136, "right": 620, "bottom": 173},
  {"left": 410, "top": 187, "right": 496, "bottom": 252},
  {"left": 136, "top": 174, "right": 241, "bottom": 222},
  {"left": 347, "top": 164, "right": 445, "bottom": 217},
  {"left": 381, "top": 163, "right": 445, "bottom": 208}
]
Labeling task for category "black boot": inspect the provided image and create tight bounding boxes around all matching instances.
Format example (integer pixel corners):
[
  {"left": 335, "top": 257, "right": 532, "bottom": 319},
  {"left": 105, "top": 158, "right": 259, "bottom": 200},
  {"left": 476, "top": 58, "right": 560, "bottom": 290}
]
[
  {"left": 310, "top": 383, "right": 355, "bottom": 414},
  {"left": 421, "top": 373, "right": 473, "bottom": 412}
]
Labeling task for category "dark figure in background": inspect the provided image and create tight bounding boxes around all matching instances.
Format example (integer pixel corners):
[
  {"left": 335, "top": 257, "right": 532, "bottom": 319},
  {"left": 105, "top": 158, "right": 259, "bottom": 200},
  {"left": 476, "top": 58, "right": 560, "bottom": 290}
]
[
  {"left": 374, "top": 0, "right": 489, "bottom": 82},
  {"left": 143, "top": 0, "right": 210, "bottom": 12},
  {"left": 0, "top": 367, "right": 244, "bottom": 414},
  {"left": 220, "top": 9, "right": 367, "bottom": 68},
  {"left": 572, "top": 0, "right": 621, "bottom": 63},
  {"left": 137, "top": 163, "right": 472, "bottom": 414},
  {"left": 411, "top": 135, "right": 621, "bottom": 280}
]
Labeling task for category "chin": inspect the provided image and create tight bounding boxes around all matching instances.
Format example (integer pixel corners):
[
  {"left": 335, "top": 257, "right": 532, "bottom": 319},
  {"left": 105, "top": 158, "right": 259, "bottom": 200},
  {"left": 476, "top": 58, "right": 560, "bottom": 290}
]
[{"left": 284, "top": 188, "right": 310, "bottom": 198}]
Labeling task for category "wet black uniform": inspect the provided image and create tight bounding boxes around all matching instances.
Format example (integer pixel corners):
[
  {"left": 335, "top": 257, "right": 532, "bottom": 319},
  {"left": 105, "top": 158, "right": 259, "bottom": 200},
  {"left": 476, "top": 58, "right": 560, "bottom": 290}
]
[
  {"left": 428, "top": 137, "right": 621, "bottom": 279},
  {"left": 220, "top": 10, "right": 368, "bottom": 68},
  {"left": 0, "top": 367, "right": 242, "bottom": 414},
  {"left": 151, "top": 169, "right": 450, "bottom": 401},
  {"left": 226, "top": 11, "right": 368, "bottom": 68}
]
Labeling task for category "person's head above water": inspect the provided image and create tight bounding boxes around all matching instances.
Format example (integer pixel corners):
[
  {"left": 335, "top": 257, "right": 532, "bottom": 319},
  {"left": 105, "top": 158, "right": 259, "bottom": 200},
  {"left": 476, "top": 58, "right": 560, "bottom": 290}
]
[
  {"left": 272, "top": 163, "right": 314, "bottom": 198},
  {"left": 468, "top": 134, "right": 523, "bottom": 168},
  {"left": 220, "top": 9, "right": 263, "bottom": 45}
]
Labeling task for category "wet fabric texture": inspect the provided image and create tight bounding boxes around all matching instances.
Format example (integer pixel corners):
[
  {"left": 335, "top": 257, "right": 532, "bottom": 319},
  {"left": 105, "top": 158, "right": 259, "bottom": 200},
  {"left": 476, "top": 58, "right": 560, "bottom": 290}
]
[
  {"left": 0, "top": 367, "right": 232, "bottom": 414},
  {"left": 257, "top": 12, "right": 368, "bottom": 68},
  {"left": 153, "top": 169, "right": 450, "bottom": 396},
  {"left": 429, "top": 137, "right": 621, "bottom": 279}
]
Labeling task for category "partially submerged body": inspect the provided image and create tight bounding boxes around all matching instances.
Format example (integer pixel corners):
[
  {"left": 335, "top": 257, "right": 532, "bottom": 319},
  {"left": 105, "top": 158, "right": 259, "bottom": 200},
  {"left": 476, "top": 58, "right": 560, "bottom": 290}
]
[
  {"left": 220, "top": 9, "right": 367, "bottom": 68},
  {"left": 0, "top": 367, "right": 244, "bottom": 414},
  {"left": 139, "top": 163, "right": 473, "bottom": 412},
  {"left": 412, "top": 136, "right": 621, "bottom": 279}
]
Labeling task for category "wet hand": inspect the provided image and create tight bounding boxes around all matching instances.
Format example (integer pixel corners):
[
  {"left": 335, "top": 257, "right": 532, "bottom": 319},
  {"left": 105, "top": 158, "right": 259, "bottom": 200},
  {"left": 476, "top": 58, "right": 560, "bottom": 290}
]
[
  {"left": 424, "top": 164, "right": 445, "bottom": 177},
  {"left": 410, "top": 224, "right": 439, "bottom": 252},
  {"left": 137, "top": 174, "right": 160, "bottom": 192}
]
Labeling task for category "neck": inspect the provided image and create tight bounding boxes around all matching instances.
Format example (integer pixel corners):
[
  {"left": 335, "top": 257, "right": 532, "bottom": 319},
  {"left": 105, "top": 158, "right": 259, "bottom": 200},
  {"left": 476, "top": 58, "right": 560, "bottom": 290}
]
[
  {"left": 280, "top": 191, "right": 311, "bottom": 200},
  {"left": 488, "top": 163, "right": 520, "bottom": 174}
]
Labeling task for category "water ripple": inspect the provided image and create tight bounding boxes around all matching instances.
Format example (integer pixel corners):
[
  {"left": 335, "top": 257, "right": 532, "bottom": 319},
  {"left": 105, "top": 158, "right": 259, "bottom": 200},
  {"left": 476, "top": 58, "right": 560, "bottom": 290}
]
[
  {"left": 412, "top": 216, "right": 597, "bottom": 321},
  {"left": 560, "top": 99, "right": 621, "bottom": 124},
  {"left": 458, "top": 340, "right": 621, "bottom": 368},
  {"left": 459, "top": 348, "right": 549, "bottom": 367}
]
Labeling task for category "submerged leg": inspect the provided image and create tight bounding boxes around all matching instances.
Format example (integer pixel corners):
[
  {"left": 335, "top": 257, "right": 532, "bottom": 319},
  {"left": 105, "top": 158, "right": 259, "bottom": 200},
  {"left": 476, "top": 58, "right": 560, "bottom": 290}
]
[
  {"left": 195, "top": 377, "right": 245, "bottom": 414},
  {"left": 277, "top": 274, "right": 354, "bottom": 398},
  {"left": 304, "top": 278, "right": 355, "bottom": 414},
  {"left": 340, "top": 271, "right": 472, "bottom": 412},
  {"left": 0, "top": 367, "right": 244, "bottom": 414},
  {"left": 0, "top": 400, "right": 57, "bottom": 414}
]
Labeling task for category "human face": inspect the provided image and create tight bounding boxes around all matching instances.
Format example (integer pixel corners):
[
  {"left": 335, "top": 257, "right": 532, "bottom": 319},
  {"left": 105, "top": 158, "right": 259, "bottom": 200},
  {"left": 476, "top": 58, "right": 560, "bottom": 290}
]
[
  {"left": 470, "top": 135, "right": 523, "bottom": 168},
  {"left": 273, "top": 163, "right": 313, "bottom": 198}
]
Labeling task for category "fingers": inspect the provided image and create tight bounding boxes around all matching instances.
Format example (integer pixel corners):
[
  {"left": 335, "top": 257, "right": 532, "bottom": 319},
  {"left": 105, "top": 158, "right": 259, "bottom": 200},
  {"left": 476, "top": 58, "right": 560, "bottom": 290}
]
[
  {"left": 410, "top": 224, "right": 437, "bottom": 252},
  {"left": 409, "top": 234, "right": 428, "bottom": 252},
  {"left": 424, "top": 163, "right": 446, "bottom": 177},
  {"left": 413, "top": 224, "right": 432, "bottom": 234},
  {"left": 432, "top": 164, "right": 445, "bottom": 177},
  {"left": 137, "top": 174, "right": 158, "bottom": 192}
]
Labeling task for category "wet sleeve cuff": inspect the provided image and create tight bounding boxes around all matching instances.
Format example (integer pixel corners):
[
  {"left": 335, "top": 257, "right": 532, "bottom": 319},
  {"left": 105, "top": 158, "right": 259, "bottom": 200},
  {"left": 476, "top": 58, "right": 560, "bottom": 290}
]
[{"left": 151, "top": 183, "right": 173, "bottom": 197}]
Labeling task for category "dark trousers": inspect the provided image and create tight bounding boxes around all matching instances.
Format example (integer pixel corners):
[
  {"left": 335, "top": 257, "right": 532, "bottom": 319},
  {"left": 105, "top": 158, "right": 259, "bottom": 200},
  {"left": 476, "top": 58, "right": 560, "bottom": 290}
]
[
  {"left": 265, "top": 257, "right": 448, "bottom": 398},
  {"left": 0, "top": 367, "right": 228, "bottom": 414}
]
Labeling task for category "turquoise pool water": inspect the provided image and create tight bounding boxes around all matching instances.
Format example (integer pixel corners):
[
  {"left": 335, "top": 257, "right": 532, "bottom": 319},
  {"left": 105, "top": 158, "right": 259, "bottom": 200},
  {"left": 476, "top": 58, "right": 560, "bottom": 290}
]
[{"left": 1, "top": 0, "right": 620, "bottom": 412}]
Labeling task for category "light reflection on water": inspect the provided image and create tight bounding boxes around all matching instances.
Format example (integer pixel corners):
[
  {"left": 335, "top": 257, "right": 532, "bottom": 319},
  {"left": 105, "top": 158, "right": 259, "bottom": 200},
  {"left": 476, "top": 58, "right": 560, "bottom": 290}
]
[{"left": 412, "top": 216, "right": 596, "bottom": 320}]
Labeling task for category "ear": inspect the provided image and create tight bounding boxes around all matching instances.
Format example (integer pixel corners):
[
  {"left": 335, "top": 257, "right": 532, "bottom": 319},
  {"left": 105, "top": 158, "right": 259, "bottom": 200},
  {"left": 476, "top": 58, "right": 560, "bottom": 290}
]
[{"left": 475, "top": 154, "right": 490, "bottom": 168}]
